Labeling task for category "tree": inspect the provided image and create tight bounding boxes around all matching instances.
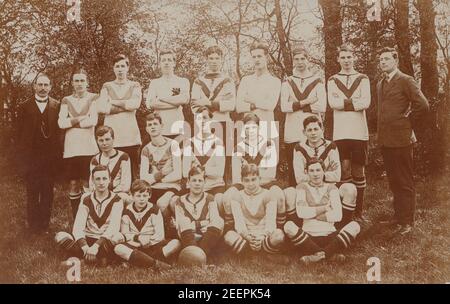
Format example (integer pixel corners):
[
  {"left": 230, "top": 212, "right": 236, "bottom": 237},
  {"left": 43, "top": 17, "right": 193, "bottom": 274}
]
[{"left": 393, "top": 0, "right": 414, "bottom": 76}]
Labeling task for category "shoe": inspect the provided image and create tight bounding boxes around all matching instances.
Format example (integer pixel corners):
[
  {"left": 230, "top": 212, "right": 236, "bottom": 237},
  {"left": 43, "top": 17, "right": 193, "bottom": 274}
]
[
  {"left": 354, "top": 214, "right": 370, "bottom": 224},
  {"left": 154, "top": 260, "right": 172, "bottom": 271},
  {"left": 300, "top": 251, "right": 325, "bottom": 264},
  {"left": 378, "top": 218, "right": 398, "bottom": 227},
  {"left": 329, "top": 254, "right": 346, "bottom": 263},
  {"left": 98, "top": 257, "right": 109, "bottom": 267},
  {"left": 396, "top": 224, "right": 413, "bottom": 236}
]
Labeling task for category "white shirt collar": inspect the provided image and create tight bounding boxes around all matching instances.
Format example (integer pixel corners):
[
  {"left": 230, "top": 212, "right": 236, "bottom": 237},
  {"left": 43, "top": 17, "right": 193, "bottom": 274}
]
[
  {"left": 386, "top": 69, "right": 398, "bottom": 82},
  {"left": 35, "top": 94, "right": 49, "bottom": 102}
]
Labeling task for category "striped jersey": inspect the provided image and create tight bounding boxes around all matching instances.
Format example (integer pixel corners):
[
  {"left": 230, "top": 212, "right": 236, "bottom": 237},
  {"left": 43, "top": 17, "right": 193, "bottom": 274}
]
[
  {"left": 73, "top": 191, "right": 123, "bottom": 241},
  {"left": 89, "top": 150, "right": 131, "bottom": 194},
  {"left": 191, "top": 73, "right": 236, "bottom": 122},
  {"left": 281, "top": 74, "right": 326, "bottom": 143},
  {"left": 293, "top": 139, "right": 341, "bottom": 184},
  {"left": 327, "top": 72, "right": 370, "bottom": 141},
  {"left": 58, "top": 92, "right": 99, "bottom": 158},
  {"left": 120, "top": 202, "right": 164, "bottom": 247},
  {"left": 295, "top": 182, "right": 342, "bottom": 236},
  {"left": 140, "top": 137, "right": 182, "bottom": 191}
]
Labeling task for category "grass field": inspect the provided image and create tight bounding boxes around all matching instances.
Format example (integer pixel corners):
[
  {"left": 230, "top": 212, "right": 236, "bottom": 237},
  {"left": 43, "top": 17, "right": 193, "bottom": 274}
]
[{"left": 0, "top": 146, "right": 449, "bottom": 284}]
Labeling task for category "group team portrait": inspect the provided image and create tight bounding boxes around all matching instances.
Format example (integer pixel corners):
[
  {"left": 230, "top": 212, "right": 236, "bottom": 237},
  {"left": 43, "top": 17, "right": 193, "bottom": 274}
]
[{"left": 0, "top": 0, "right": 449, "bottom": 284}]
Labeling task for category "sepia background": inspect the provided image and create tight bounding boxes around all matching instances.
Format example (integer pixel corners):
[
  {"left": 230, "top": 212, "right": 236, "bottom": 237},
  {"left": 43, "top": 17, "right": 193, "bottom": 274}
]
[{"left": 0, "top": 0, "right": 449, "bottom": 283}]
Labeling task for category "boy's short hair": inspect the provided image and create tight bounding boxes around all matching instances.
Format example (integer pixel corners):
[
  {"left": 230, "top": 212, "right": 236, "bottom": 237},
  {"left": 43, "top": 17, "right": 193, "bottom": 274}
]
[
  {"left": 250, "top": 40, "right": 269, "bottom": 55},
  {"left": 145, "top": 112, "right": 163, "bottom": 124},
  {"left": 378, "top": 47, "right": 398, "bottom": 60},
  {"left": 131, "top": 179, "right": 152, "bottom": 195},
  {"left": 113, "top": 54, "right": 129, "bottom": 66},
  {"left": 306, "top": 157, "right": 325, "bottom": 171},
  {"left": 188, "top": 165, "right": 205, "bottom": 179},
  {"left": 92, "top": 164, "right": 110, "bottom": 177},
  {"left": 160, "top": 50, "right": 176, "bottom": 60},
  {"left": 195, "top": 106, "right": 213, "bottom": 118},
  {"left": 303, "top": 115, "right": 323, "bottom": 130},
  {"left": 205, "top": 46, "right": 223, "bottom": 57},
  {"left": 241, "top": 163, "right": 259, "bottom": 178},
  {"left": 243, "top": 112, "right": 260, "bottom": 125},
  {"left": 337, "top": 44, "right": 354, "bottom": 55},
  {"left": 95, "top": 125, "right": 114, "bottom": 139},
  {"left": 292, "top": 47, "right": 309, "bottom": 58}
]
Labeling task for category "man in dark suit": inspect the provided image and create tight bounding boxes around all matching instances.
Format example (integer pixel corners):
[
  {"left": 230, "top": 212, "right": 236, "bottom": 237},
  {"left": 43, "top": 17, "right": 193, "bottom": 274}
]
[
  {"left": 377, "top": 47, "right": 429, "bottom": 235},
  {"left": 17, "top": 73, "right": 61, "bottom": 234}
]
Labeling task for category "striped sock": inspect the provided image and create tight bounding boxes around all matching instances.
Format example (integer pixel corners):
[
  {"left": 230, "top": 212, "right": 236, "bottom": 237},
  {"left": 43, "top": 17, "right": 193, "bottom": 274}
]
[
  {"left": 353, "top": 176, "right": 366, "bottom": 216},
  {"left": 69, "top": 192, "right": 82, "bottom": 220},
  {"left": 229, "top": 234, "right": 248, "bottom": 254},
  {"left": 276, "top": 213, "right": 286, "bottom": 229},
  {"left": 262, "top": 235, "right": 280, "bottom": 254}
]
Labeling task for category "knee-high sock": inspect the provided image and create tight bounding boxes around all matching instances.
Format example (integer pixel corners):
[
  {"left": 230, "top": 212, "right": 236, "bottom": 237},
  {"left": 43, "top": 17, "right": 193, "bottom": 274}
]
[
  {"left": 180, "top": 229, "right": 197, "bottom": 248},
  {"left": 226, "top": 231, "right": 249, "bottom": 254},
  {"left": 276, "top": 212, "right": 286, "bottom": 230},
  {"left": 286, "top": 229, "right": 321, "bottom": 255},
  {"left": 323, "top": 221, "right": 360, "bottom": 258},
  {"left": 198, "top": 227, "right": 222, "bottom": 256},
  {"left": 353, "top": 176, "right": 366, "bottom": 216},
  {"left": 69, "top": 192, "right": 82, "bottom": 220},
  {"left": 129, "top": 250, "right": 157, "bottom": 268},
  {"left": 262, "top": 235, "right": 280, "bottom": 254}
]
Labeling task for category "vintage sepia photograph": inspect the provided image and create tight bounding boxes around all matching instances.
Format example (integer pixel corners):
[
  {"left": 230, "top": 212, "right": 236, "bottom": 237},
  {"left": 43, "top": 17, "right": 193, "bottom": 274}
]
[{"left": 0, "top": 0, "right": 449, "bottom": 285}]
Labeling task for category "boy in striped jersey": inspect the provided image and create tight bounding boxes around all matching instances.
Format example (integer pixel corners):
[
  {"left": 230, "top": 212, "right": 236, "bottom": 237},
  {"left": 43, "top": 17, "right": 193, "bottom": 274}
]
[
  {"left": 58, "top": 68, "right": 99, "bottom": 218},
  {"left": 89, "top": 126, "right": 132, "bottom": 204},
  {"left": 114, "top": 180, "right": 181, "bottom": 270},
  {"left": 280, "top": 47, "right": 326, "bottom": 186},
  {"left": 146, "top": 50, "right": 190, "bottom": 140},
  {"left": 191, "top": 45, "right": 236, "bottom": 182},
  {"left": 171, "top": 166, "right": 224, "bottom": 260},
  {"left": 97, "top": 54, "right": 142, "bottom": 179},
  {"left": 223, "top": 164, "right": 285, "bottom": 255},
  {"left": 55, "top": 165, "right": 124, "bottom": 265},
  {"left": 182, "top": 106, "right": 226, "bottom": 196},
  {"left": 225, "top": 113, "right": 285, "bottom": 231},
  {"left": 140, "top": 112, "right": 182, "bottom": 203},
  {"left": 327, "top": 44, "right": 371, "bottom": 221},
  {"left": 286, "top": 115, "right": 357, "bottom": 230},
  {"left": 283, "top": 158, "right": 360, "bottom": 263}
]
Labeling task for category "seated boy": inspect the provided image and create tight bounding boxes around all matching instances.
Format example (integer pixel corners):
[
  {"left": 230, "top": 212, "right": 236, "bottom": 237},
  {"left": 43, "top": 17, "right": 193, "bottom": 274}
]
[
  {"left": 114, "top": 179, "right": 181, "bottom": 270},
  {"left": 286, "top": 115, "right": 357, "bottom": 229},
  {"left": 170, "top": 166, "right": 224, "bottom": 261},
  {"left": 227, "top": 113, "right": 285, "bottom": 230},
  {"left": 283, "top": 157, "right": 360, "bottom": 264},
  {"left": 55, "top": 165, "right": 124, "bottom": 265},
  {"left": 89, "top": 126, "right": 132, "bottom": 204},
  {"left": 223, "top": 163, "right": 285, "bottom": 255}
]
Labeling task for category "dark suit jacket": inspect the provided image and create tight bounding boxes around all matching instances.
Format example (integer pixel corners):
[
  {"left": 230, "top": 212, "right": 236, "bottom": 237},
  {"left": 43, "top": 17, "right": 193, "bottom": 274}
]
[
  {"left": 377, "top": 70, "right": 429, "bottom": 148},
  {"left": 16, "top": 97, "right": 61, "bottom": 175}
]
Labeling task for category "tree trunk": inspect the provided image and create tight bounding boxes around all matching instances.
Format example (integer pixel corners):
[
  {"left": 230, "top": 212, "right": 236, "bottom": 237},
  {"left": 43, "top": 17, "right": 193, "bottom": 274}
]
[
  {"left": 318, "top": 0, "right": 342, "bottom": 139},
  {"left": 417, "top": 0, "right": 439, "bottom": 100},
  {"left": 394, "top": 0, "right": 414, "bottom": 76},
  {"left": 274, "top": 0, "right": 292, "bottom": 76}
]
